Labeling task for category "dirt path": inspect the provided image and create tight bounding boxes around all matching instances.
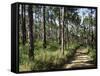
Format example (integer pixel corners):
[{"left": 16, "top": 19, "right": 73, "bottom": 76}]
[{"left": 64, "top": 47, "right": 95, "bottom": 69}]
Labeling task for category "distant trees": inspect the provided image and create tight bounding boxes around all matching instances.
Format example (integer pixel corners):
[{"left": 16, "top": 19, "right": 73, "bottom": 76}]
[
  {"left": 19, "top": 4, "right": 96, "bottom": 60},
  {"left": 90, "top": 9, "right": 95, "bottom": 48},
  {"left": 18, "top": 4, "right": 97, "bottom": 71},
  {"left": 82, "top": 8, "right": 96, "bottom": 48}
]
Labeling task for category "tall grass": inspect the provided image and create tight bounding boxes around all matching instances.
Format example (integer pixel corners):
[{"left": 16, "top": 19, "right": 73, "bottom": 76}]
[
  {"left": 87, "top": 46, "right": 96, "bottom": 64},
  {"left": 19, "top": 40, "right": 80, "bottom": 71}
]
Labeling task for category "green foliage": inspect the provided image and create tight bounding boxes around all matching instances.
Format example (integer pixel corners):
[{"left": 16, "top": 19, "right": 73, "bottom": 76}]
[
  {"left": 34, "top": 40, "right": 43, "bottom": 50},
  {"left": 19, "top": 40, "right": 80, "bottom": 71},
  {"left": 31, "top": 50, "right": 67, "bottom": 70},
  {"left": 47, "top": 41, "right": 59, "bottom": 51},
  {"left": 88, "top": 47, "right": 96, "bottom": 64},
  {"left": 19, "top": 43, "right": 29, "bottom": 65},
  {"left": 19, "top": 5, "right": 96, "bottom": 71}
]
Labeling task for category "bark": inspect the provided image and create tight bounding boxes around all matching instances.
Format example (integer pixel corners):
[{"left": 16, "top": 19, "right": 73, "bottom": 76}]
[
  {"left": 61, "top": 7, "right": 64, "bottom": 55},
  {"left": 91, "top": 9, "right": 94, "bottom": 48},
  {"left": 59, "top": 7, "right": 61, "bottom": 45},
  {"left": 67, "top": 22, "right": 69, "bottom": 50},
  {"left": 40, "top": 6, "right": 44, "bottom": 41},
  {"left": 22, "top": 4, "right": 26, "bottom": 45},
  {"left": 28, "top": 5, "right": 34, "bottom": 60},
  {"left": 83, "top": 24, "right": 86, "bottom": 45},
  {"left": 43, "top": 6, "right": 46, "bottom": 48}
]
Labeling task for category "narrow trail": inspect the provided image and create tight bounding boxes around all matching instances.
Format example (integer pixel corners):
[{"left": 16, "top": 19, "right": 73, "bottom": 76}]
[{"left": 64, "top": 47, "right": 95, "bottom": 69}]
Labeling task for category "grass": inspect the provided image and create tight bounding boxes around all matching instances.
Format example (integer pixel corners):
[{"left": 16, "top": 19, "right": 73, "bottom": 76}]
[
  {"left": 19, "top": 40, "right": 81, "bottom": 72},
  {"left": 87, "top": 46, "right": 96, "bottom": 64},
  {"left": 19, "top": 47, "right": 68, "bottom": 71}
]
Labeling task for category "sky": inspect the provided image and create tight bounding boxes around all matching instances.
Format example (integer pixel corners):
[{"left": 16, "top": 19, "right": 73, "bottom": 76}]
[{"left": 78, "top": 8, "right": 96, "bottom": 25}]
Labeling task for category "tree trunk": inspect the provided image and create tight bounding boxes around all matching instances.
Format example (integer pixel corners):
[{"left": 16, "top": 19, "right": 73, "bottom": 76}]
[
  {"left": 67, "top": 22, "right": 69, "bottom": 50},
  {"left": 28, "top": 5, "right": 34, "bottom": 60},
  {"left": 40, "top": 6, "right": 44, "bottom": 41},
  {"left": 59, "top": 7, "right": 61, "bottom": 45},
  {"left": 22, "top": 4, "right": 26, "bottom": 45},
  {"left": 91, "top": 9, "right": 93, "bottom": 48},
  {"left": 61, "top": 7, "right": 64, "bottom": 55},
  {"left": 83, "top": 24, "right": 86, "bottom": 45},
  {"left": 43, "top": 6, "right": 46, "bottom": 48}
]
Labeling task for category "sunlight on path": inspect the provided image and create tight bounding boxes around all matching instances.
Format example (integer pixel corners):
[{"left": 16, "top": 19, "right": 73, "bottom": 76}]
[{"left": 64, "top": 47, "right": 95, "bottom": 69}]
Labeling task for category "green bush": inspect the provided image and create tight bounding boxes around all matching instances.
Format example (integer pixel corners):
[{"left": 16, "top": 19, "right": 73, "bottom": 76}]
[
  {"left": 88, "top": 47, "right": 96, "bottom": 64},
  {"left": 19, "top": 40, "right": 80, "bottom": 71}
]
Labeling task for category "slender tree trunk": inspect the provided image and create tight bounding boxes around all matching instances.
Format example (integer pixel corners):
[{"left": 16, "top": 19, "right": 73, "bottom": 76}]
[
  {"left": 43, "top": 6, "right": 46, "bottom": 48},
  {"left": 88, "top": 20, "right": 90, "bottom": 46},
  {"left": 22, "top": 4, "right": 26, "bottom": 45},
  {"left": 83, "top": 24, "right": 86, "bottom": 45},
  {"left": 91, "top": 9, "right": 93, "bottom": 48},
  {"left": 59, "top": 7, "right": 61, "bottom": 45},
  {"left": 88, "top": 12, "right": 91, "bottom": 46},
  {"left": 28, "top": 5, "right": 34, "bottom": 60},
  {"left": 41, "top": 6, "right": 44, "bottom": 41},
  {"left": 64, "top": 26, "right": 66, "bottom": 50},
  {"left": 91, "top": 28, "right": 94, "bottom": 48},
  {"left": 61, "top": 7, "right": 64, "bottom": 55},
  {"left": 64, "top": 12, "right": 66, "bottom": 50},
  {"left": 67, "top": 22, "right": 69, "bottom": 50}
]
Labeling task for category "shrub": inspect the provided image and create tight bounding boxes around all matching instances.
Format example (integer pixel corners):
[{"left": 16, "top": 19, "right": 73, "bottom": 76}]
[{"left": 88, "top": 47, "right": 96, "bottom": 64}]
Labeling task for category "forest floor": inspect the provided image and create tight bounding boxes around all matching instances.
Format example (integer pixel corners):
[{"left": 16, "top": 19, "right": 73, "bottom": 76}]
[{"left": 63, "top": 47, "right": 95, "bottom": 69}]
